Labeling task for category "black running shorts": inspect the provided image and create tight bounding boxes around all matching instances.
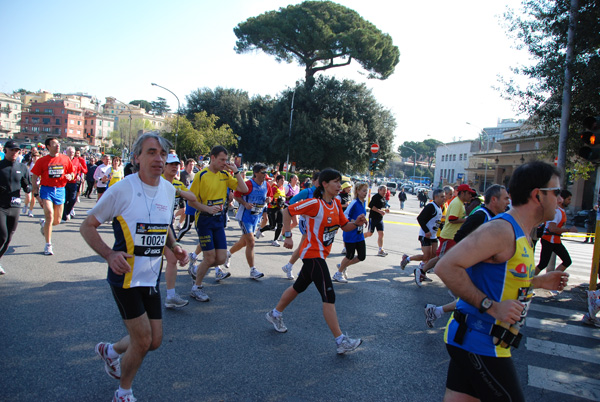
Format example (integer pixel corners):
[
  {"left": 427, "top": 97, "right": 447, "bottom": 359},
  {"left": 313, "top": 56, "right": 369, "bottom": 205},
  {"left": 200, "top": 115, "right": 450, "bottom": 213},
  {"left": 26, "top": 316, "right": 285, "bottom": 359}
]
[{"left": 110, "top": 285, "right": 162, "bottom": 320}]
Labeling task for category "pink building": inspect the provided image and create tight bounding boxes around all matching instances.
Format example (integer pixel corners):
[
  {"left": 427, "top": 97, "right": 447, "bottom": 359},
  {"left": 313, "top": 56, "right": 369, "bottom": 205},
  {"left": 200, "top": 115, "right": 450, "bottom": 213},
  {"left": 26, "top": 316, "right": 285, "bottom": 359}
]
[{"left": 18, "top": 99, "right": 85, "bottom": 141}]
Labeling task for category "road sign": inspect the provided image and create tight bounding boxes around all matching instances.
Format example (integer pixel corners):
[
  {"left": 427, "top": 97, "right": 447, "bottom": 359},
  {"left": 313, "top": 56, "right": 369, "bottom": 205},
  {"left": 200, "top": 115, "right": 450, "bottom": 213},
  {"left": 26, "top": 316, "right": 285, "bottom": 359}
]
[{"left": 370, "top": 143, "right": 379, "bottom": 153}]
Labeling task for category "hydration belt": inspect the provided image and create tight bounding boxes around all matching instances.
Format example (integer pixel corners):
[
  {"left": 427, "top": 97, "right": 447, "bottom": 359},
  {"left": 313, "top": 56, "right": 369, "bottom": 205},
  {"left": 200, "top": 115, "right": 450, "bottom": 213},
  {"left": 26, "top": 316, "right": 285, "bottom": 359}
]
[{"left": 452, "top": 309, "right": 522, "bottom": 349}]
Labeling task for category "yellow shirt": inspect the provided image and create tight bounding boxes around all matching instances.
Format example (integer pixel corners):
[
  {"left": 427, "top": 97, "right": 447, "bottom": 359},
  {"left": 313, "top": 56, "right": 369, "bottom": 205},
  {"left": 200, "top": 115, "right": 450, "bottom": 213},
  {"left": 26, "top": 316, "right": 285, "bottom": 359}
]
[
  {"left": 107, "top": 166, "right": 124, "bottom": 187},
  {"left": 440, "top": 196, "right": 465, "bottom": 240},
  {"left": 189, "top": 167, "right": 238, "bottom": 209}
]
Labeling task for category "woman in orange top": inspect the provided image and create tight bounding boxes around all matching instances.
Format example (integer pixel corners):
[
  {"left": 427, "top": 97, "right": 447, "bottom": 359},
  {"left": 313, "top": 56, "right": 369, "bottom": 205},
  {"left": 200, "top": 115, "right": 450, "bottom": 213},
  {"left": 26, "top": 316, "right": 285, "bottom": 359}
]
[{"left": 265, "top": 169, "right": 367, "bottom": 354}]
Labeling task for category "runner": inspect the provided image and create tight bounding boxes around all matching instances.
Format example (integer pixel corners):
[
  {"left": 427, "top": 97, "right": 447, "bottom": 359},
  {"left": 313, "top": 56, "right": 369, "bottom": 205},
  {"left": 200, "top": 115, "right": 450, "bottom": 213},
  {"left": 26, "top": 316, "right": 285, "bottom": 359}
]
[
  {"left": 108, "top": 156, "right": 124, "bottom": 187},
  {"left": 437, "top": 161, "right": 568, "bottom": 401},
  {"left": 22, "top": 148, "right": 41, "bottom": 218},
  {"left": 188, "top": 146, "right": 248, "bottom": 302},
  {"left": 61, "top": 146, "right": 84, "bottom": 221},
  {"left": 80, "top": 132, "right": 188, "bottom": 402},
  {"left": 93, "top": 154, "right": 111, "bottom": 201},
  {"left": 284, "top": 174, "right": 300, "bottom": 230},
  {"left": 364, "top": 185, "right": 390, "bottom": 256},
  {"left": 332, "top": 182, "right": 368, "bottom": 283},
  {"left": 0, "top": 140, "right": 32, "bottom": 274},
  {"left": 161, "top": 153, "right": 197, "bottom": 308},
  {"left": 400, "top": 188, "right": 446, "bottom": 273},
  {"left": 280, "top": 170, "right": 320, "bottom": 280},
  {"left": 535, "top": 189, "right": 578, "bottom": 277},
  {"left": 259, "top": 174, "right": 286, "bottom": 246},
  {"left": 265, "top": 168, "right": 367, "bottom": 354},
  {"left": 423, "top": 185, "right": 510, "bottom": 327},
  {"left": 222, "top": 163, "right": 270, "bottom": 279},
  {"left": 84, "top": 156, "right": 98, "bottom": 198},
  {"left": 30, "top": 138, "right": 75, "bottom": 255}
]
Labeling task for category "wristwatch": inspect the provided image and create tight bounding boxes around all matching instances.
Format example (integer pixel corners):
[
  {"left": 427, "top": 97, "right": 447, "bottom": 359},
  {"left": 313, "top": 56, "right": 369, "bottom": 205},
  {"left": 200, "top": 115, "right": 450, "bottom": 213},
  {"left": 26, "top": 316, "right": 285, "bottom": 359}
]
[
  {"left": 284, "top": 231, "right": 292, "bottom": 238},
  {"left": 479, "top": 296, "right": 493, "bottom": 313}
]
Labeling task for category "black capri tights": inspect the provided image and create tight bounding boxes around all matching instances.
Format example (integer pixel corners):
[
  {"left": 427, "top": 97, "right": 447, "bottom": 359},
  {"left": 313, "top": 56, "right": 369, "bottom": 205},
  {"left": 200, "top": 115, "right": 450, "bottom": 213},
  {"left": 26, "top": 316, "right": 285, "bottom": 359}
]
[
  {"left": 0, "top": 207, "right": 19, "bottom": 259},
  {"left": 293, "top": 258, "right": 336, "bottom": 303},
  {"left": 536, "top": 238, "right": 572, "bottom": 271},
  {"left": 344, "top": 240, "right": 366, "bottom": 261}
]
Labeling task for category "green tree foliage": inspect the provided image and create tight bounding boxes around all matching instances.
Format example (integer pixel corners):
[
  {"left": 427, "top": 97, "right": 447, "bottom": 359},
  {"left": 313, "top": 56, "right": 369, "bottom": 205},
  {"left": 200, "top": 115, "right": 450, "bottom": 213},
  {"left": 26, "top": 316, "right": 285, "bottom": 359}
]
[
  {"left": 234, "top": 0, "right": 400, "bottom": 89},
  {"left": 185, "top": 87, "right": 251, "bottom": 134},
  {"left": 110, "top": 119, "right": 154, "bottom": 149},
  {"left": 264, "top": 76, "right": 395, "bottom": 172},
  {"left": 163, "top": 112, "right": 238, "bottom": 159},
  {"left": 129, "top": 100, "right": 152, "bottom": 113},
  {"left": 398, "top": 139, "right": 443, "bottom": 169},
  {"left": 500, "top": 0, "right": 600, "bottom": 159},
  {"left": 151, "top": 97, "right": 171, "bottom": 116}
]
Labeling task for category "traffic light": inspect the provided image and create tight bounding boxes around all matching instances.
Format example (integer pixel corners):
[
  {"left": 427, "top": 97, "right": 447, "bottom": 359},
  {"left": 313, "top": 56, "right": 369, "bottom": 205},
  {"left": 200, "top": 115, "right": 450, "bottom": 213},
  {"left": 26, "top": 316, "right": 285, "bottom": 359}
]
[
  {"left": 369, "top": 157, "right": 377, "bottom": 171},
  {"left": 578, "top": 116, "right": 600, "bottom": 163}
]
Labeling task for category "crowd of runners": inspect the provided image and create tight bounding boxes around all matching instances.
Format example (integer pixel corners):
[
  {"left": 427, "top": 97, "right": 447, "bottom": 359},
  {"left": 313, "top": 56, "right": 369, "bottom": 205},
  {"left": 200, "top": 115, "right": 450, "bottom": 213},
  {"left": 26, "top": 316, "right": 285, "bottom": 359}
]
[{"left": 1, "top": 134, "right": 599, "bottom": 402}]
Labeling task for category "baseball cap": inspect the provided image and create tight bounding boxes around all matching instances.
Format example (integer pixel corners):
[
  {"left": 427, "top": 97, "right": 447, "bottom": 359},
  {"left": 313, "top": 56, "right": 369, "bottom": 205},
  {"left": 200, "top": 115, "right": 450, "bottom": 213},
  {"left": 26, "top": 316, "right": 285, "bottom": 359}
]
[
  {"left": 4, "top": 140, "right": 19, "bottom": 149},
  {"left": 166, "top": 153, "right": 180, "bottom": 164},
  {"left": 456, "top": 184, "right": 477, "bottom": 195}
]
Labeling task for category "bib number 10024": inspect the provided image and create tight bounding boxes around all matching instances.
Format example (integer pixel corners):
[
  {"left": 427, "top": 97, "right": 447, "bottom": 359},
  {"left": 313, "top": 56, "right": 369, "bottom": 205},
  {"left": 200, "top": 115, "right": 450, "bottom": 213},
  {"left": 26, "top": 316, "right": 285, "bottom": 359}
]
[{"left": 133, "top": 223, "right": 168, "bottom": 257}]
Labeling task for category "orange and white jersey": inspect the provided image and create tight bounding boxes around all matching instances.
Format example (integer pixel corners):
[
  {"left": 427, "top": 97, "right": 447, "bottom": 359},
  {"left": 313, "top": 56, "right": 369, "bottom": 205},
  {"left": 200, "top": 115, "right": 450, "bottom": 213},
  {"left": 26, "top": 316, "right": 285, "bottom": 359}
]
[
  {"left": 542, "top": 207, "right": 567, "bottom": 244},
  {"left": 288, "top": 197, "right": 349, "bottom": 259}
]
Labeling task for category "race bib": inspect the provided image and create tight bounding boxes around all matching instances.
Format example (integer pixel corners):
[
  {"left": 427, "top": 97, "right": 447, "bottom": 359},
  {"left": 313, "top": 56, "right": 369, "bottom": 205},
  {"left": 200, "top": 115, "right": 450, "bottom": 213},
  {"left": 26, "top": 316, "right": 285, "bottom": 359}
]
[
  {"left": 48, "top": 164, "right": 64, "bottom": 179},
  {"left": 133, "top": 223, "right": 168, "bottom": 257},
  {"left": 251, "top": 204, "right": 265, "bottom": 215},
  {"left": 323, "top": 225, "right": 340, "bottom": 246},
  {"left": 356, "top": 224, "right": 363, "bottom": 234},
  {"left": 516, "top": 286, "right": 533, "bottom": 328}
]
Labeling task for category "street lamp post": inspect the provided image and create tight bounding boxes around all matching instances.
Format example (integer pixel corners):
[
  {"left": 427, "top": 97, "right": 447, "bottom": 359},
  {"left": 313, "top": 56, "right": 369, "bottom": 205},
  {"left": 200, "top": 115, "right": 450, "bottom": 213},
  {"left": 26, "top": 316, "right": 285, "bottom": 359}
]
[
  {"left": 400, "top": 145, "right": 417, "bottom": 181},
  {"left": 466, "top": 122, "right": 491, "bottom": 191},
  {"left": 151, "top": 83, "right": 180, "bottom": 150}
]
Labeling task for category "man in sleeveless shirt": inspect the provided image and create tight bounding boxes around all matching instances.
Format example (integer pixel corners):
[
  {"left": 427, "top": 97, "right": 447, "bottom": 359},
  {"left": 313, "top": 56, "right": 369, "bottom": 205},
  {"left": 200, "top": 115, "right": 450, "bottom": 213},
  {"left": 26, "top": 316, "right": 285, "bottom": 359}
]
[
  {"left": 80, "top": 132, "right": 189, "bottom": 402},
  {"left": 436, "top": 162, "right": 569, "bottom": 402}
]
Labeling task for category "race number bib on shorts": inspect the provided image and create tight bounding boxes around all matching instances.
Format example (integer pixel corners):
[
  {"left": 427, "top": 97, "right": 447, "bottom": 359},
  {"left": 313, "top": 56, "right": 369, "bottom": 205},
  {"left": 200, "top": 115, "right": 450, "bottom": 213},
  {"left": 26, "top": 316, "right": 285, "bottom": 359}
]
[
  {"left": 516, "top": 286, "right": 533, "bottom": 327},
  {"left": 251, "top": 204, "right": 265, "bottom": 215},
  {"left": 323, "top": 225, "right": 340, "bottom": 246},
  {"left": 133, "top": 223, "right": 168, "bottom": 257},
  {"left": 48, "top": 164, "right": 64, "bottom": 178}
]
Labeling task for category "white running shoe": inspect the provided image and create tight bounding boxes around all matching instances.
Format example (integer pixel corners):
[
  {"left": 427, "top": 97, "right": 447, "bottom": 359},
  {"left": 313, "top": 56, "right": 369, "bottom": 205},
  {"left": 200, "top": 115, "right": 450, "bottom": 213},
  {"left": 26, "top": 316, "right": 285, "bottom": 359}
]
[
  {"left": 336, "top": 334, "right": 362, "bottom": 354},
  {"left": 224, "top": 250, "right": 232, "bottom": 268},
  {"left": 400, "top": 254, "right": 409, "bottom": 270},
  {"left": 44, "top": 244, "right": 54, "bottom": 256},
  {"left": 39, "top": 218, "right": 45, "bottom": 236},
  {"left": 21, "top": 205, "right": 28, "bottom": 214},
  {"left": 332, "top": 271, "right": 347, "bottom": 283},
  {"left": 587, "top": 290, "right": 600, "bottom": 318},
  {"left": 266, "top": 311, "right": 287, "bottom": 333},
  {"left": 424, "top": 304, "right": 437, "bottom": 328},
  {"left": 282, "top": 264, "right": 294, "bottom": 280},
  {"left": 215, "top": 267, "right": 231, "bottom": 282},
  {"left": 377, "top": 249, "right": 388, "bottom": 257},
  {"left": 113, "top": 391, "right": 137, "bottom": 402},
  {"left": 165, "top": 293, "right": 189, "bottom": 308},
  {"left": 341, "top": 247, "right": 346, "bottom": 255},
  {"left": 0, "top": 265, "right": 5, "bottom": 275},
  {"left": 271, "top": 240, "right": 281, "bottom": 247},
  {"left": 250, "top": 267, "right": 264, "bottom": 279},
  {"left": 414, "top": 267, "right": 423, "bottom": 287},
  {"left": 95, "top": 342, "right": 121, "bottom": 380},
  {"left": 28, "top": 210, "right": 34, "bottom": 218},
  {"left": 190, "top": 286, "right": 209, "bottom": 302}
]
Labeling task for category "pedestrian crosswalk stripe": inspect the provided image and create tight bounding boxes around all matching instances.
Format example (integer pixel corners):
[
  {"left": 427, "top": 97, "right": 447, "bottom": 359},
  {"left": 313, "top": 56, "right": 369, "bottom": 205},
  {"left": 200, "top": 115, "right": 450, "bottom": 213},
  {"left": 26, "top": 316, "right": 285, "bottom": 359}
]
[
  {"left": 525, "top": 338, "right": 600, "bottom": 364},
  {"left": 526, "top": 317, "right": 600, "bottom": 340},
  {"left": 528, "top": 303, "right": 584, "bottom": 319},
  {"left": 528, "top": 366, "right": 600, "bottom": 401}
]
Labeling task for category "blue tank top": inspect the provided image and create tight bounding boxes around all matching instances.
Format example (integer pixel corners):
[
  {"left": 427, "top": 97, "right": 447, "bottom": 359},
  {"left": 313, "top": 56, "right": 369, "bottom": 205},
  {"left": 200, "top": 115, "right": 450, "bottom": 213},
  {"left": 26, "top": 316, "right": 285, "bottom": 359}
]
[
  {"left": 444, "top": 213, "right": 535, "bottom": 357},
  {"left": 238, "top": 178, "right": 268, "bottom": 223},
  {"left": 342, "top": 199, "right": 366, "bottom": 243}
]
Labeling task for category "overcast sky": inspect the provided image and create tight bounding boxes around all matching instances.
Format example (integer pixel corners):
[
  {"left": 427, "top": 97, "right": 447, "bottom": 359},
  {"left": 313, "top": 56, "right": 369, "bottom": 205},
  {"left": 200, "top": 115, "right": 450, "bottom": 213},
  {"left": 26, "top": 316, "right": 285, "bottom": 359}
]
[{"left": 2, "top": 0, "right": 532, "bottom": 148}]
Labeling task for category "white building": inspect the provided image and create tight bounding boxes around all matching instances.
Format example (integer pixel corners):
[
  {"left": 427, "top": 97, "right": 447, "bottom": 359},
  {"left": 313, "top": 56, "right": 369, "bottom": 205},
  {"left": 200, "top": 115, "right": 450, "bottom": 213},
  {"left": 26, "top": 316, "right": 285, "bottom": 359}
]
[
  {"left": 0, "top": 93, "right": 24, "bottom": 139},
  {"left": 434, "top": 140, "right": 479, "bottom": 188}
]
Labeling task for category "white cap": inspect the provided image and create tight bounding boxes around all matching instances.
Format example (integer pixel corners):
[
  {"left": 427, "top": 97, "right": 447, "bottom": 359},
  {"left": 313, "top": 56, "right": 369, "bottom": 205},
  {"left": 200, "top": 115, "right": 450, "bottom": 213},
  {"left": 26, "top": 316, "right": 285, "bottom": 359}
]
[{"left": 166, "top": 153, "right": 180, "bottom": 164}]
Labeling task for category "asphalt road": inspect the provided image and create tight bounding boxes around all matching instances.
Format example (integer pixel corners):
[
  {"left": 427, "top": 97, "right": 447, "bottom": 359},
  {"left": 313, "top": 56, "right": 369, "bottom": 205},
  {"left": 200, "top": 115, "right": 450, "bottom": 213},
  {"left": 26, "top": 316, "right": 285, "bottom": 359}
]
[{"left": 0, "top": 190, "right": 598, "bottom": 402}]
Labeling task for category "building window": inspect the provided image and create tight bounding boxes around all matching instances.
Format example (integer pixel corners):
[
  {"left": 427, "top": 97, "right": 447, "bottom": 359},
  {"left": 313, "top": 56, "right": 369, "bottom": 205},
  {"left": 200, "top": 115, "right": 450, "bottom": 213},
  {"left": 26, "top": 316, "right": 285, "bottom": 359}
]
[
  {"left": 56, "top": 118, "right": 60, "bottom": 125},
  {"left": 35, "top": 108, "right": 39, "bottom": 113},
  {"left": 515, "top": 144, "right": 520, "bottom": 152},
  {"left": 459, "top": 154, "right": 463, "bottom": 161},
  {"left": 77, "top": 130, "right": 81, "bottom": 135},
  {"left": 77, "top": 121, "right": 81, "bottom": 125},
  {"left": 91, "top": 129, "right": 94, "bottom": 135},
  {"left": 32, "top": 117, "right": 39, "bottom": 124},
  {"left": 70, "top": 120, "right": 74, "bottom": 124},
  {"left": 25, "top": 117, "right": 29, "bottom": 123},
  {"left": 32, "top": 127, "right": 39, "bottom": 132},
  {"left": 69, "top": 129, "right": 73, "bottom": 134},
  {"left": 453, "top": 154, "right": 456, "bottom": 161},
  {"left": 42, "top": 118, "right": 50, "bottom": 124},
  {"left": 65, "top": 128, "right": 67, "bottom": 134},
  {"left": 464, "top": 153, "right": 467, "bottom": 160},
  {"left": 44, "top": 108, "right": 52, "bottom": 114},
  {"left": 535, "top": 142, "right": 539, "bottom": 150},
  {"left": 61, "top": 110, "right": 64, "bottom": 114}
]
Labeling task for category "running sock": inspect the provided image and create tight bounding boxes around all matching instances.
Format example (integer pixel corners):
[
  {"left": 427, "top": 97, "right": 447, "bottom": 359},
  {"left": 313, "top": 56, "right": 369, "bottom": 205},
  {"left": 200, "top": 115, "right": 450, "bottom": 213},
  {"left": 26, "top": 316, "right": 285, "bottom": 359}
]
[
  {"left": 434, "top": 306, "right": 444, "bottom": 318},
  {"left": 106, "top": 344, "right": 119, "bottom": 359},
  {"left": 285, "top": 262, "right": 293, "bottom": 270},
  {"left": 272, "top": 308, "right": 282, "bottom": 318},
  {"left": 166, "top": 288, "right": 176, "bottom": 298},
  {"left": 117, "top": 387, "right": 133, "bottom": 397},
  {"left": 335, "top": 334, "right": 345, "bottom": 345},
  {"left": 406, "top": 256, "right": 411, "bottom": 263},
  {"left": 192, "top": 285, "right": 200, "bottom": 291},
  {"left": 189, "top": 252, "right": 197, "bottom": 261}
]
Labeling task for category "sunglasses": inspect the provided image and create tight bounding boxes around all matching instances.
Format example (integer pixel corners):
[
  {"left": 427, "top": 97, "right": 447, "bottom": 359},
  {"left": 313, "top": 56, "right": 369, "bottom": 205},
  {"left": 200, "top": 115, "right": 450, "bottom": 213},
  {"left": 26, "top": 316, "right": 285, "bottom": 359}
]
[
  {"left": 258, "top": 171, "right": 267, "bottom": 174},
  {"left": 539, "top": 187, "right": 561, "bottom": 196}
]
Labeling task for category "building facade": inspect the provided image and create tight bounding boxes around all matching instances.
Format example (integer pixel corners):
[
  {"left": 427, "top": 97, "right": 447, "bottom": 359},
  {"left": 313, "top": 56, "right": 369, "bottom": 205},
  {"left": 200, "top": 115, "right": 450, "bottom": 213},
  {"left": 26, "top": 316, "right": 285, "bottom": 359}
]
[
  {"left": 84, "top": 112, "right": 114, "bottom": 147},
  {"left": 18, "top": 99, "right": 85, "bottom": 141},
  {"left": 0, "top": 93, "right": 23, "bottom": 139},
  {"left": 434, "top": 140, "right": 479, "bottom": 188}
]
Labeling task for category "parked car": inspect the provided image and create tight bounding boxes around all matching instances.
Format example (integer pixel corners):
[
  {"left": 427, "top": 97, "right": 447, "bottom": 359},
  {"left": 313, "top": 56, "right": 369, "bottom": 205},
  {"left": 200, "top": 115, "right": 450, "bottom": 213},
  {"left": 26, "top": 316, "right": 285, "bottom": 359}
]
[{"left": 386, "top": 182, "right": 398, "bottom": 196}]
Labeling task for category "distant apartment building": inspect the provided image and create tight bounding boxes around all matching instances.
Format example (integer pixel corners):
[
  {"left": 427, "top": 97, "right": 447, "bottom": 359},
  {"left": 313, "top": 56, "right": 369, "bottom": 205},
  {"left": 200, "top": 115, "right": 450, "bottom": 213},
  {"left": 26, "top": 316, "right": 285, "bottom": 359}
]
[
  {"left": 18, "top": 99, "right": 85, "bottom": 141},
  {"left": 0, "top": 93, "right": 23, "bottom": 139},
  {"left": 84, "top": 112, "right": 114, "bottom": 147},
  {"left": 57, "top": 93, "right": 101, "bottom": 112},
  {"left": 19, "top": 91, "right": 54, "bottom": 107},
  {"left": 434, "top": 140, "right": 478, "bottom": 187},
  {"left": 103, "top": 97, "right": 168, "bottom": 133}
]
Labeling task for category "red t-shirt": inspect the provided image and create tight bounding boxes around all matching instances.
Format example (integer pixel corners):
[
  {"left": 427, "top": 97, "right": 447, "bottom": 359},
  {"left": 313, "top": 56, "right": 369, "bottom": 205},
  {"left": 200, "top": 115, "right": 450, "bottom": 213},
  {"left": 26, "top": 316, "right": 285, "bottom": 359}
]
[{"left": 31, "top": 154, "right": 74, "bottom": 188}]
